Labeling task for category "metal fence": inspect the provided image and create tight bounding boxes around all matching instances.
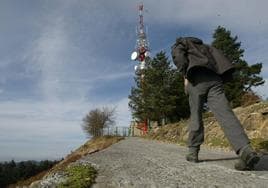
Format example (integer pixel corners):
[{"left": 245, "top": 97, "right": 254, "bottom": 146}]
[
  {"left": 90, "top": 126, "right": 130, "bottom": 137},
  {"left": 103, "top": 127, "right": 130, "bottom": 137}
]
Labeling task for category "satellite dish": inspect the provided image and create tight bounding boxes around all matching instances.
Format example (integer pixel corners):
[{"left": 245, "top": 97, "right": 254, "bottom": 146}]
[
  {"left": 140, "top": 61, "right": 145, "bottom": 70},
  {"left": 131, "top": 51, "right": 138, "bottom": 60},
  {"left": 145, "top": 51, "right": 150, "bottom": 57}
]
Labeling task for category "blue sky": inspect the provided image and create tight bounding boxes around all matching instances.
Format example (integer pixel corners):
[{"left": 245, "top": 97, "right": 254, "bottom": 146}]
[{"left": 1, "top": 0, "right": 268, "bottom": 161}]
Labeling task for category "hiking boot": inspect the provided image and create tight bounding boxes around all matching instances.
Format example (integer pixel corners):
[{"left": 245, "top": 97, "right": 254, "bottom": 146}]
[
  {"left": 234, "top": 145, "right": 260, "bottom": 171},
  {"left": 186, "top": 151, "right": 199, "bottom": 163}
]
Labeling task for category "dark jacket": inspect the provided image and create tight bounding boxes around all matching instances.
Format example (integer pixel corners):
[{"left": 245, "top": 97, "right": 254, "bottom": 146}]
[{"left": 171, "top": 37, "right": 234, "bottom": 82}]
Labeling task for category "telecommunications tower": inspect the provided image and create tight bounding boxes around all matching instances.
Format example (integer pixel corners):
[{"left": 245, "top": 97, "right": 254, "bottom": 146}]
[
  {"left": 130, "top": 3, "right": 150, "bottom": 135},
  {"left": 130, "top": 3, "right": 150, "bottom": 73}
]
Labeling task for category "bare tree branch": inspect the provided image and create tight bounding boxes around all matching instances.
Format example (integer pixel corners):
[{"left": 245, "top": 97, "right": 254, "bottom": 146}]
[{"left": 82, "top": 107, "right": 116, "bottom": 138}]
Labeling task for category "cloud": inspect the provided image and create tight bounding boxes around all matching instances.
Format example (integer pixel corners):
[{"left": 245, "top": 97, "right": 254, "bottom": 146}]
[
  {"left": 102, "top": 0, "right": 267, "bottom": 33},
  {"left": 0, "top": 0, "right": 134, "bottom": 161},
  {"left": 253, "top": 78, "right": 268, "bottom": 100},
  {"left": 0, "top": 96, "right": 131, "bottom": 161},
  {"left": 113, "top": 97, "right": 132, "bottom": 127},
  {"left": 0, "top": 118, "right": 86, "bottom": 161},
  {"left": 28, "top": 7, "right": 73, "bottom": 101},
  {"left": 1, "top": 0, "right": 267, "bottom": 161},
  {"left": 21, "top": 1, "right": 136, "bottom": 103},
  {"left": 134, "top": 0, "right": 268, "bottom": 31},
  {"left": 0, "top": 99, "right": 91, "bottom": 161}
]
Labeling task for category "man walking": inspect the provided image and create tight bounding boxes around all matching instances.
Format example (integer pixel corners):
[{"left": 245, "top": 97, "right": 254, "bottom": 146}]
[{"left": 171, "top": 37, "right": 260, "bottom": 171}]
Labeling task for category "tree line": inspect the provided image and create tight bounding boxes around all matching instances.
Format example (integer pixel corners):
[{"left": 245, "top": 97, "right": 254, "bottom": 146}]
[
  {"left": 128, "top": 26, "right": 264, "bottom": 125},
  {"left": 0, "top": 159, "right": 60, "bottom": 187}
]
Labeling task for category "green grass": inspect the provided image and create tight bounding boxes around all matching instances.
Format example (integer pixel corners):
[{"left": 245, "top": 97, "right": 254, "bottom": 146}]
[
  {"left": 57, "top": 164, "right": 97, "bottom": 188},
  {"left": 177, "top": 140, "right": 187, "bottom": 146},
  {"left": 206, "top": 137, "right": 230, "bottom": 148},
  {"left": 251, "top": 138, "right": 268, "bottom": 152},
  {"left": 204, "top": 137, "right": 268, "bottom": 152}
]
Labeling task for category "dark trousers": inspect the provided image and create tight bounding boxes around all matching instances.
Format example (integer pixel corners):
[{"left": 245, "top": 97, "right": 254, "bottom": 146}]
[{"left": 186, "top": 71, "right": 250, "bottom": 154}]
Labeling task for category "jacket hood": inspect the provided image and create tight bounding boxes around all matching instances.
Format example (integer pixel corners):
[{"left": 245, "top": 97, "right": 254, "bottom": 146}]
[
  {"left": 185, "top": 37, "right": 203, "bottom": 44},
  {"left": 174, "top": 37, "right": 203, "bottom": 47}
]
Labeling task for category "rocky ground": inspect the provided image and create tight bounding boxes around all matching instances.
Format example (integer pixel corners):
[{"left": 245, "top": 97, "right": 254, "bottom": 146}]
[{"left": 79, "top": 137, "right": 268, "bottom": 188}]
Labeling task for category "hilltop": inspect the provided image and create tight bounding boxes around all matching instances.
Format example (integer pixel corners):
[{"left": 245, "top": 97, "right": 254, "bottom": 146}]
[{"left": 9, "top": 102, "right": 268, "bottom": 187}]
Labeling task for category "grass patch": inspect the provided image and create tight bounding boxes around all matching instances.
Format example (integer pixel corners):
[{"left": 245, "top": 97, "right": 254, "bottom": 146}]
[
  {"left": 251, "top": 138, "right": 268, "bottom": 152},
  {"left": 177, "top": 140, "right": 187, "bottom": 146},
  {"left": 57, "top": 164, "right": 97, "bottom": 188},
  {"left": 206, "top": 137, "right": 230, "bottom": 148}
]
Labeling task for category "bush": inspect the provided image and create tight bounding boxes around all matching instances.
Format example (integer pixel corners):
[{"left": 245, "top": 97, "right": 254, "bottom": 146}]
[
  {"left": 57, "top": 164, "right": 97, "bottom": 188},
  {"left": 251, "top": 138, "right": 268, "bottom": 152}
]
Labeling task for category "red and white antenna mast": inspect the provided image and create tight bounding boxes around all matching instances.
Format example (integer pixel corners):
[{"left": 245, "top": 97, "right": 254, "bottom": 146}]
[
  {"left": 130, "top": 3, "right": 150, "bottom": 135},
  {"left": 131, "top": 3, "right": 150, "bottom": 72}
]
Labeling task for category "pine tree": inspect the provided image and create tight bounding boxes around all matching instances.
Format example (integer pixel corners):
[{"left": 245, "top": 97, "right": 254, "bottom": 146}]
[
  {"left": 128, "top": 52, "right": 189, "bottom": 125},
  {"left": 212, "top": 26, "right": 264, "bottom": 107}
]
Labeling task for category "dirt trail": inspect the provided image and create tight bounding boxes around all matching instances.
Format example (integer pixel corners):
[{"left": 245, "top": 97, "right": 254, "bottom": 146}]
[{"left": 79, "top": 137, "right": 268, "bottom": 188}]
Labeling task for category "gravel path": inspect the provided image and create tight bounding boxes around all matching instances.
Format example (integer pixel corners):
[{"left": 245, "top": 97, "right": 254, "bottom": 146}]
[{"left": 78, "top": 137, "right": 268, "bottom": 188}]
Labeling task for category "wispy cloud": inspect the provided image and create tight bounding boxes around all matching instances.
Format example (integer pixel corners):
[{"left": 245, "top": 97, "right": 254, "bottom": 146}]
[
  {"left": 0, "top": 0, "right": 135, "bottom": 161},
  {"left": 0, "top": 96, "right": 131, "bottom": 161},
  {"left": 253, "top": 78, "right": 268, "bottom": 99},
  {"left": 0, "top": 0, "right": 267, "bottom": 161}
]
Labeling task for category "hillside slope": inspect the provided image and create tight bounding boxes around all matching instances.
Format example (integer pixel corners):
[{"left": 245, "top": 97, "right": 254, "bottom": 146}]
[
  {"left": 11, "top": 136, "right": 124, "bottom": 188},
  {"left": 146, "top": 102, "right": 268, "bottom": 152}
]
